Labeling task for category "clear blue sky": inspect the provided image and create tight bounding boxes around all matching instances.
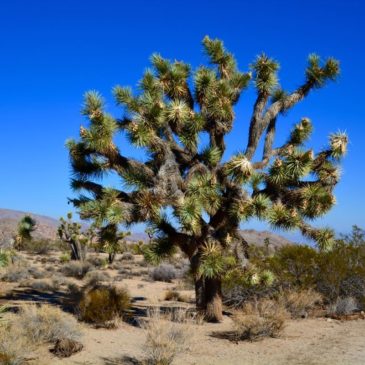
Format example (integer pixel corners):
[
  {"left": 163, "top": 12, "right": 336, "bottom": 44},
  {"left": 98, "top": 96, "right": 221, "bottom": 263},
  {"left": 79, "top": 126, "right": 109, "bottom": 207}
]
[{"left": 0, "top": 0, "right": 364, "bottom": 236}]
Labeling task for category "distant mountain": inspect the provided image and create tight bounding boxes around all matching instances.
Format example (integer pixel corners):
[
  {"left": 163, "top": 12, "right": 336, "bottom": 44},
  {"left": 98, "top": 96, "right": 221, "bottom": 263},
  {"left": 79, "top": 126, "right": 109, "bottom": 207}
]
[
  {"left": 0, "top": 208, "right": 59, "bottom": 246},
  {"left": 0, "top": 208, "right": 293, "bottom": 249}
]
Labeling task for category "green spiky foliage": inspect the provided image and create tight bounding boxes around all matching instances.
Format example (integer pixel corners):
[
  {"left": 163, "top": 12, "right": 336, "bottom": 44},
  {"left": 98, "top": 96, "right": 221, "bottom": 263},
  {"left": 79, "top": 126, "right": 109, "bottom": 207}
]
[
  {"left": 58, "top": 212, "right": 96, "bottom": 261},
  {"left": 98, "top": 224, "right": 130, "bottom": 263},
  {"left": 15, "top": 215, "right": 37, "bottom": 249},
  {"left": 68, "top": 37, "right": 346, "bottom": 321}
]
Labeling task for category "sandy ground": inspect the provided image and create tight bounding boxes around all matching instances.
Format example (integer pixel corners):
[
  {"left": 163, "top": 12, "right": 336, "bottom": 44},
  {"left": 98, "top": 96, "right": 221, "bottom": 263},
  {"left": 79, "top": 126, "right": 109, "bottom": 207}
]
[{"left": 1, "top": 252, "right": 365, "bottom": 365}]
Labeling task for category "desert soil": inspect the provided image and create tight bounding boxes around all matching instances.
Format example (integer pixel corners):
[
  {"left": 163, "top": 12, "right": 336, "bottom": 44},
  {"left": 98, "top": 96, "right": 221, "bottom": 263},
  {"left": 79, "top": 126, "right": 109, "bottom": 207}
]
[{"left": 1, "top": 252, "right": 365, "bottom": 365}]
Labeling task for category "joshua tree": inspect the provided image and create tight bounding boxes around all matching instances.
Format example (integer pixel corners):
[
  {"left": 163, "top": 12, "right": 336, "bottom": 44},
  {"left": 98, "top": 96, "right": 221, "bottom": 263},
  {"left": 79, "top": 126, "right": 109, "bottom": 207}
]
[
  {"left": 58, "top": 213, "right": 95, "bottom": 260},
  {"left": 67, "top": 37, "right": 347, "bottom": 321},
  {"left": 15, "top": 215, "right": 37, "bottom": 249},
  {"left": 98, "top": 224, "right": 130, "bottom": 263}
]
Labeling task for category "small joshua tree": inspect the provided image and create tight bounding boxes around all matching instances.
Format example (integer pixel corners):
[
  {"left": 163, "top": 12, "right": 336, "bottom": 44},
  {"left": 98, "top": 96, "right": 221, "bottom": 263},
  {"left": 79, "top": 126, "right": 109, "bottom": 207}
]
[
  {"left": 98, "top": 223, "right": 130, "bottom": 263},
  {"left": 15, "top": 215, "right": 37, "bottom": 249},
  {"left": 58, "top": 212, "right": 95, "bottom": 260},
  {"left": 68, "top": 37, "right": 347, "bottom": 321}
]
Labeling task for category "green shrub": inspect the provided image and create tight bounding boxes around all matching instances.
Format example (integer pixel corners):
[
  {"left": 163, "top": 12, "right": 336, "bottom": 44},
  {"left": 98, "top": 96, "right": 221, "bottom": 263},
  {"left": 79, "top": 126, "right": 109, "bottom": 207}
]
[{"left": 78, "top": 285, "right": 131, "bottom": 327}]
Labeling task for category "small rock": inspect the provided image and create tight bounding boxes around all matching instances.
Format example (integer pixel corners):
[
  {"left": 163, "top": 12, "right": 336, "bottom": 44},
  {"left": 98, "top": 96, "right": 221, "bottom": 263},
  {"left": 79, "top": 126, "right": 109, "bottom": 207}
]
[
  {"left": 50, "top": 338, "right": 83, "bottom": 358},
  {"left": 326, "top": 318, "right": 333, "bottom": 322}
]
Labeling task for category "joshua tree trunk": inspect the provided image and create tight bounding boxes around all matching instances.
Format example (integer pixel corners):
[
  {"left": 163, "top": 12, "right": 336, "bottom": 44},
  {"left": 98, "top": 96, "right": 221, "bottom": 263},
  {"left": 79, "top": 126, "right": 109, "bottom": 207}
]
[
  {"left": 204, "top": 277, "right": 223, "bottom": 322},
  {"left": 191, "top": 252, "right": 223, "bottom": 322},
  {"left": 108, "top": 252, "right": 115, "bottom": 264}
]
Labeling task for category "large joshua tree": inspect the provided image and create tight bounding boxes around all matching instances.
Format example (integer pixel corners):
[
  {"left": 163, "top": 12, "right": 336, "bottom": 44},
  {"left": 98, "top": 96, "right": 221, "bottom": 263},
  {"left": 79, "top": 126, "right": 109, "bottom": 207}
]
[{"left": 68, "top": 37, "right": 347, "bottom": 321}]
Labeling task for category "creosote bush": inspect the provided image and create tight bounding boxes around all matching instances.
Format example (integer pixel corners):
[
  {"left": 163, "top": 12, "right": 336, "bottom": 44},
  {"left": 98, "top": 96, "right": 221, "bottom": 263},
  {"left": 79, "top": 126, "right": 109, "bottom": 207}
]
[
  {"left": 78, "top": 284, "right": 131, "bottom": 328},
  {"left": 232, "top": 299, "right": 287, "bottom": 341}
]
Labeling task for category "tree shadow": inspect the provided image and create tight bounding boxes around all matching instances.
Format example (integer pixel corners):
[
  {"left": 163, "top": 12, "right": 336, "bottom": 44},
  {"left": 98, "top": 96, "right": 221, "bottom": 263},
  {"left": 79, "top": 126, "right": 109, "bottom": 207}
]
[
  {"left": 210, "top": 330, "right": 240, "bottom": 343},
  {"left": 102, "top": 355, "right": 142, "bottom": 365}
]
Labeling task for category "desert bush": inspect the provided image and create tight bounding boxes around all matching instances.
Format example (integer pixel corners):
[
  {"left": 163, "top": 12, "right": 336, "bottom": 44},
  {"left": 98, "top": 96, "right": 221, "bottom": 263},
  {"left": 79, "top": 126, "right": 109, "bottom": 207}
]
[
  {"left": 232, "top": 299, "right": 287, "bottom": 341},
  {"left": 16, "top": 304, "right": 82, "bottom": 344},
  {"left": 278, "top": 289, "right": 322, "bottom": 318},
  {"left": 316, "top": 244, "right": 365, "bottom": 302},
  {"left": 78, "top": 284, "right": 130, "bottom": 328},
  {"left": 0, "top": 324, "right": 29, "bottom": 365},
  {"left": 84, "top": 270, "right": 111, "bottom": 286},
  {"left": 328, "top": 296, "right": 358, "bottom": 316},
  {"left": 223, "top": 267, "right": 277, "bottom": 308},
  {"left": 266, "top": 244, "right": 318, "bottom": 288},
  {"left": 86, "top": 255, "right": 108, "bottom": 268},
  {"left": 129, "top": 241, "right": 145, "bottom": 255},
  {"left": 61, "top": 261, "right": 92, "bottom": 279},
  {"left": 28, "top": 267, "right": 46, "bottom": 279},
  {"left": 23, "top": 239, "right": 52, "bottom": 255},
  {"left": 31, "top": 279, "right": 57, "bottom": 292},
  {"left": 0, "top": 250, "right": 10, "bottom": 268},
  {"left": 164, "top": 290, "right": 190, "bottom": 303},
  {"left": 1, "top": 265, "right": 30, "bottom": 282},
  {"left": 150, "top": 264, "right": 177, "bottom": 283},
  {"left": 60, "top": 252, "right": 71, "bottom": 263},
  {"left": 121, "top": 252, "right": 134, "bottom": 261},
  {"left": 143, "top": 308, "right": 189, "bottom": 365}
]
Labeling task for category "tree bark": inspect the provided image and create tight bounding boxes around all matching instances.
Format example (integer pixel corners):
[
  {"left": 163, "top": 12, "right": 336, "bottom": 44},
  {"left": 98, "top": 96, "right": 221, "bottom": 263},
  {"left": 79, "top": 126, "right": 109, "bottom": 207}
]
[
  {"left": 204, "top": 277, "right": 223, "bottom": 322},
  {"left": 191, "top": 252, "right": 224, "bottom": 322}
]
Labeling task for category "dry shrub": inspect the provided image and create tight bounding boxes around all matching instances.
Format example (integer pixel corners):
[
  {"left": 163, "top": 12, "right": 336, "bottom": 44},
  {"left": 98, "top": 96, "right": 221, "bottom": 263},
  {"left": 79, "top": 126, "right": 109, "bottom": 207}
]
[
  {"left": 84, "top": 270, "right": 111, "bottom": 286},
  {"left": 150, "top": 264, "right": 177, "bottom": 283},
  {"left": 30, "top": 279, "right": 58, "bottom": 292},
  {"left": 16, "top": 304, "right": 82, "bottom": 344},
  {"left": 1, "top": 264, "right": 30, "bottom": 282},
  {"left": 61, "top": 261, "right": 92, "bottom": 279},
  {"left": 328, "top": 296, "right": 358, "bottom": 316},
  {"left": 143, "top": 308, "right": 189, "bottom": 365},
  {"left": 0, "top": 324, "right": 29, "bottom": 365},
  {"left": 232, "top": 299, "right": 287, "bottom": 341},
  {"left": 164, "top": 290, "right": 190, "bottom": 303},
  {"left": 78, "top": 284, "right": 131, "bottom": 328},
  {"left": 278, "top": 289, "right": 322, "bottom": 318},
  {"left": 121, "top": 252, "right": 134, "bottom": 261}
]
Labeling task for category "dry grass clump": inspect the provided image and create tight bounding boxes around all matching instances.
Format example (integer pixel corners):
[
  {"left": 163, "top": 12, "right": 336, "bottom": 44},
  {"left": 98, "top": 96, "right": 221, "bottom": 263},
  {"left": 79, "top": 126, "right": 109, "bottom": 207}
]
[
  {"left": 164, "top": 290, "right": 190, "bottom": 303},
  {"left": 150, "top": 264, "right": 178, "bottom": 283},
  {"left": 143, "top": 308, "right": 189, "bottom": 365},
  {"left": 61, "top": 261, "right": 92, "bottom": 279},
  {"left": 0, "top": 324, "right": 29, "bottom": 365},
  {"left": 278, "top": 289, "right": 322, "bottom": 318},
  {"left": 78, "top": 284, "right": 131, "bottom": 328},
  {"left": 17, "top": 304, "right": 82, "bottom": 344},
  {"left": 232, "top": 299, "right": 287, "bottom": 341}
]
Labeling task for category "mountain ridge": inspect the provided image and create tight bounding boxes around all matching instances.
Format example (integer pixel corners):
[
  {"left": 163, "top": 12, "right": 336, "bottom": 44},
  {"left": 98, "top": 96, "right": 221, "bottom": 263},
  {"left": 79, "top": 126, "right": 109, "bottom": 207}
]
[{"left": 0, "top": 208, "right": 293, "bottom": 248}]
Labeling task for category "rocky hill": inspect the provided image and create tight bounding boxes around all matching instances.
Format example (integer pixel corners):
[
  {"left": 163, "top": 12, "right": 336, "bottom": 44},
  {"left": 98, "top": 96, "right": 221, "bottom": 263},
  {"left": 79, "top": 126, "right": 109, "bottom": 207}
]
[{"left": 0, "top": 208, "right": 293, "bottom": 248}]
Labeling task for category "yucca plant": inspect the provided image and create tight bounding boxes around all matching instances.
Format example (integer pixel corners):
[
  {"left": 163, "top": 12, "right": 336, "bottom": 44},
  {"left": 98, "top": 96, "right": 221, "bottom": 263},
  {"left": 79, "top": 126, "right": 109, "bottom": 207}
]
[{"left": 67, "top": 37, "right": 346, "bottom": 321}]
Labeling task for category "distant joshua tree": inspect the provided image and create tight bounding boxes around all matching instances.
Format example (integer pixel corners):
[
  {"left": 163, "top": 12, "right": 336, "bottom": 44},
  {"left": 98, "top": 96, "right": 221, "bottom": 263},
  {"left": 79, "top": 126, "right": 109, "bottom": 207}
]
[
  {"left": 67, "top": 37, "right": 347, "bottom": 321},
  {"left": 58, "top": 213, "right": 95, "bottom": 261},
  {"left": 15, "top": 215, "right": 37, "bottom": 249}
]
